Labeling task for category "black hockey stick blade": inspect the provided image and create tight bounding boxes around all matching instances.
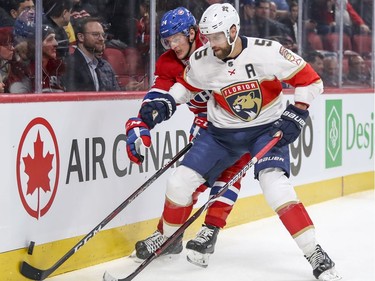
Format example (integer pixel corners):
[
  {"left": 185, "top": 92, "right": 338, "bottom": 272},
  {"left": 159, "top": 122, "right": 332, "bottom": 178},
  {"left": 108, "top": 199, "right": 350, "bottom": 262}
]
[
  {"left": 103, "top": 133, "right": 281, "bottom": 281},
  {"left": 20, "top": 261, "right": 51, "bottom": 281},
  {"left": 20, "top": 141, "right": 193, "bottom": 280}
]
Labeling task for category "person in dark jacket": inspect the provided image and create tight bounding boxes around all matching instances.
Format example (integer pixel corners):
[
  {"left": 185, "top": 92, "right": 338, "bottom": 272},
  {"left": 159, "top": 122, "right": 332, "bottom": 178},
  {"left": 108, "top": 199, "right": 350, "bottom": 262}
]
[
  {"left": 63, "top": 17, "right": 119, "bottom": 92},
  {"left": 42, "top": 0, "right": 73, "bottom": 58}
]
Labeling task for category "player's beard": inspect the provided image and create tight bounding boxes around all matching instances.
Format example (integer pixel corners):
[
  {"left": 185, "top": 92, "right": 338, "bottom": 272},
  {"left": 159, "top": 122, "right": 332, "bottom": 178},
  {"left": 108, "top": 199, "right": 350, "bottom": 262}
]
[{"left": 214, "top": 44, "right": 232, "bottom": 60}]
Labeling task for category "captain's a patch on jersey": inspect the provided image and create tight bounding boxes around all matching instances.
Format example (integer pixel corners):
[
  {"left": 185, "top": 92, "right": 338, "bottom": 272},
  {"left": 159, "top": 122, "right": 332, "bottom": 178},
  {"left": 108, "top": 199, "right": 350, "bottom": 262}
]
[
  {"left": 279, "top": 46, "right": 302, "bottom": 65},
  {"left": 221, "top": 81, "right": 262, "bottom": 122}
]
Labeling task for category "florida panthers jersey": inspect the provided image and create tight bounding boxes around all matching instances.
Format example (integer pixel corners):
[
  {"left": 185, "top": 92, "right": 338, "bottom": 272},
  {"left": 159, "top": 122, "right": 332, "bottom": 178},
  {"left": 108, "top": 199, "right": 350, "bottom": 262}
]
[{"left": 171, "top": 36, "right": 323, "bottom": 129}]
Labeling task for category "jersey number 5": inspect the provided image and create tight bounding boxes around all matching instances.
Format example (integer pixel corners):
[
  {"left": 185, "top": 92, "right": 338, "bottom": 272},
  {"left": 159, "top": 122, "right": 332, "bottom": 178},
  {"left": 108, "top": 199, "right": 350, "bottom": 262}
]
[
  {"left": 255, "top": 39, "right": 272, "bottom": 46},
  {"left": 194, "top": 48, "right": 209, "bottom": 60}
]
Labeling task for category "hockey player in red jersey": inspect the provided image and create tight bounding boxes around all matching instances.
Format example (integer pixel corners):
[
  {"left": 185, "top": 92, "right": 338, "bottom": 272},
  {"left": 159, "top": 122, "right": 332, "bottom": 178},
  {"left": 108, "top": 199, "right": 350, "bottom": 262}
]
[
  {"left": 126, "top": 3, "right": 342, "bottom": 280},
  {"left": 125, "top": 7, "right": 250, "bottom": 267}
]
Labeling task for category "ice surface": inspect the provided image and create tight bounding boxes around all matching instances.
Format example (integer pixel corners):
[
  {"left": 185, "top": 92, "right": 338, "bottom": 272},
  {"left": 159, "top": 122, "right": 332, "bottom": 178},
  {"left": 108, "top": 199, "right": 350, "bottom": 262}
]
[{"left": 47, "top": 190, "right": 375, "bottom": 281}]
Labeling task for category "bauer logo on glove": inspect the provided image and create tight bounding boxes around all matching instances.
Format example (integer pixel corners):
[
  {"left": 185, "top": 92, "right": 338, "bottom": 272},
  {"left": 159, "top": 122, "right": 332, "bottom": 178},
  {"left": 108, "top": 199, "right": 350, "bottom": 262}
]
[
  {"left": 281, "top": 110, "right": 306, "bottom": 129},
  {"left": 270, "top": 104, "right": 309, "bottom": 147}
]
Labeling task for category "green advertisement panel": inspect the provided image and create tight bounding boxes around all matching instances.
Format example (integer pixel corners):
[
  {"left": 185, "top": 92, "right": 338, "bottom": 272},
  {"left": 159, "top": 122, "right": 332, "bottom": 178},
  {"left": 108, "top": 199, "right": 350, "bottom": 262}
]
[{"left": 326, "top": 100, "right": 342, "bottom": 168}]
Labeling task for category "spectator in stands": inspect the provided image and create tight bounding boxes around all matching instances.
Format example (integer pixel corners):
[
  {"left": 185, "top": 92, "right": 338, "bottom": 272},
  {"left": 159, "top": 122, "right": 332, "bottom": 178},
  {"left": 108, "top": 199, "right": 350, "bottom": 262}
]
[
  {"left": 0, "top": 0, "right": 34, "bottom": 26},
  {"left": 83, "top": 0, "right": 110, "bottom": 20},
  {"left": 0, "top": 26, "right": 14, "bottom": 93},
  {"left": 307, "top": 0, "right": 370, "bottom": 36},
  {"left": 279, "top": 1, "right": 298, "bottom": 44},
  {"left": 71, "top": 0, "right": 99, "bottom": 19},
  {"left": 103, "top": 1, "right": 133, "bottom": 46},
  {"left": 242, "top": 0, "right": 290, "bottom": 38},
  {"left": 240, "top": 0, "right": 256, "bottom": 36},
  {"left": 321, "top": 55, "right": 339, "bottom": 87},
  {"left": 272, "top": 0, "right": 289, "bottom": 10},
  {"left": 0, "top": 7, "right": 14, "bottom": 27},
  {"left": 66, "top": 0, "right": 98, "bottom": 46},
  {"left": 70, "top": 0, "right": 100, "bottom": 30},
  {"left": 350, "top": 0, "right": 373, "bottom": 32},
  {"left": 345, "top": 0, "right": 371, "bottom": 35},
  {"left": 269, "top": 1, "right": 277, "bottom": 20},
  {"left": 306, "top": 0, "right": 335, "bottom": 36},
  {"left": 62, "top": 17, "right": 120, "bottom": 92},
  {"left": 303, "top": 50, "right": 324, "bottom": 77},
  {"left": 43, "top": 0, "right": 73, "bottom": 59},
  {"left": 136, "top": 0, "right": 150, "bottom": 59},
  {"left": 9, "top": 10, "right": 66, "bottom": 93},
  {"left": 189, "top": 0, "right": 224, "bottom": 22},
  {"left": 344, "top": 54, "right": 370, "bottom": 86}
]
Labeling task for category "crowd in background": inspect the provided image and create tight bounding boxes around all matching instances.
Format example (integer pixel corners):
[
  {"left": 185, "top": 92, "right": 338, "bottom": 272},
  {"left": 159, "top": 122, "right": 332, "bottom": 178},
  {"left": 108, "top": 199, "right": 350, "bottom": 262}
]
[{"left": 0, "top": 0, "right": 373, "bottom": 93}]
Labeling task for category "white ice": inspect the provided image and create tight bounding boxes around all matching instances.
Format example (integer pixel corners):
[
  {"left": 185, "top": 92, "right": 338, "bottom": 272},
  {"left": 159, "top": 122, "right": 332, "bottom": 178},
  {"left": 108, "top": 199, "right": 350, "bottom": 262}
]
[{"left": 47, "top": 190, "right": 374, "bottom": 281}]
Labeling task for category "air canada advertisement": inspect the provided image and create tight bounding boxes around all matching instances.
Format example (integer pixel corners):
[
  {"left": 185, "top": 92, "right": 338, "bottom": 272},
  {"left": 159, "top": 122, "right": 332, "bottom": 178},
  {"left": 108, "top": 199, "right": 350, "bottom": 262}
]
[{"left": 0, "top": 92, "right": 373, "bottom": 252}]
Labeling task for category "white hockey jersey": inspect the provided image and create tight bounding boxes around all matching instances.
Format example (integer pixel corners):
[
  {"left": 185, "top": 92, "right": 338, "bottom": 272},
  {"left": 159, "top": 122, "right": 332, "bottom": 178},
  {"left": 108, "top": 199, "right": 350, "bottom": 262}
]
[{"left": 169, "top": 36, "right": 323, "bottom": 129}]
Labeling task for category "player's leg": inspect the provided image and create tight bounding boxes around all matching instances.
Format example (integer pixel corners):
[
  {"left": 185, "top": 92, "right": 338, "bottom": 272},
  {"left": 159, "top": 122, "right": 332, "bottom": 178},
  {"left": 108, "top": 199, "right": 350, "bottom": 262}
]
[
  {"left": 259, "top": 168, "right": 341, "bottom": 280},
  {"left": 134, "top": 130, "right": 241, "bottom": 260},
  {"left": 186, "top": 153, "right": 251, "bottom": 267},
  {"left": 253, "top": 133, "right": 341, "bottom": 280},
  {"left": 135, "top": 165, "right": 203, "bottom": 260}
]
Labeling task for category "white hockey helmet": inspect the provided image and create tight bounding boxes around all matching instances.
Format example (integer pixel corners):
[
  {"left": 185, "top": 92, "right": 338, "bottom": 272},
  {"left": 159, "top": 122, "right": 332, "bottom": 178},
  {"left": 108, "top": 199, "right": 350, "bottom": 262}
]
[{"left": 199, "top": 3, "right": 240, "bottom": 42}]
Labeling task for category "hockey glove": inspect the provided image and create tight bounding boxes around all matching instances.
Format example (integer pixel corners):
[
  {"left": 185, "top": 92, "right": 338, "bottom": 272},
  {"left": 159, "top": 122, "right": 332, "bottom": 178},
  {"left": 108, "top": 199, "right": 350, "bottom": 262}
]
[
  {"left": 270, "top": 104, "right": 309, "bottom": 147},
  {"left": 139, "top": 91, "right": 177, "bottom": 129},
  {"left": 125, "top": 117, "right": 152, "bottom": 165}
]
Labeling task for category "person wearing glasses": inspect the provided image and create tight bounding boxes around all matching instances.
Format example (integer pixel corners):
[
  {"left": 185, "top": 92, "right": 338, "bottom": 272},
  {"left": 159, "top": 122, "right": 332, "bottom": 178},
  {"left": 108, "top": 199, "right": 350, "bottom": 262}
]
[{"left": 62, "top": 16, "right": 119, "bottom": 92}]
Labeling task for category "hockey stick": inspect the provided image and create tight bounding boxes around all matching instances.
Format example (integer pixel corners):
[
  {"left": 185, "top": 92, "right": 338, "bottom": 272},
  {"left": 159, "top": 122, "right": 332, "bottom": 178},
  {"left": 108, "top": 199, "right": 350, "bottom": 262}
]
[
  {"left": 103, "top": 132, "right": 282, "bottom": 281},
  {"left": 20, "top": 141, "right": 193, "bottom": 280}
]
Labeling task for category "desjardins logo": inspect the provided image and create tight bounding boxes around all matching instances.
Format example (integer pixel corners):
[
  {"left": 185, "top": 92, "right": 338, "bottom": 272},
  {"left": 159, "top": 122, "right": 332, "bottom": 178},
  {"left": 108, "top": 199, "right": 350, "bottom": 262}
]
[{"left": 325, "top": 100, "right": 342, "bottom": 168}]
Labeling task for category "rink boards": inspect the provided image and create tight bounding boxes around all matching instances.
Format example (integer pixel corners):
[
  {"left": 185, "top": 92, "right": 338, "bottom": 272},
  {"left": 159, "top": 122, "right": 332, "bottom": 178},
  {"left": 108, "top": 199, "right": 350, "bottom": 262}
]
[{"left": 0, "top": 89, "right": 373, "bottom": 280}]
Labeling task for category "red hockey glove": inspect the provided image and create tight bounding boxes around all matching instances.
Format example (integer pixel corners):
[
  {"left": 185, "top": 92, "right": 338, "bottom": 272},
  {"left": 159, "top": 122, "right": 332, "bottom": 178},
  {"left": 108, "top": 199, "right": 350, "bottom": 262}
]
[{"left": 125, "top": 117, "right": 152, "bottom": 165}]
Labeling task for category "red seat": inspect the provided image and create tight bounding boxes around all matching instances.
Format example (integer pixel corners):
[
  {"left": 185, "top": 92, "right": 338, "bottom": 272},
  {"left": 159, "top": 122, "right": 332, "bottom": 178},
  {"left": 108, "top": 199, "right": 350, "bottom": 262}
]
[
  {"left": 307, "top": 32, "right": 323, "bottom": 51},
  {"left": 352, "top": 34, "right": 372, "bottom": 55},
  {"left": 102, "top": 48, "right": 128, "bottom": 76},
  {"left": 103, "top": 47, "right": 147, "bottom": 90},
  {"left": 122, "top": 47, "right": 148, "bottom": 89},
  {"left": 322, "top": 33, "right": 352, "bottom": 52},
  {"left": 122, "top": 47, "right": 145, "bottom": 76}
]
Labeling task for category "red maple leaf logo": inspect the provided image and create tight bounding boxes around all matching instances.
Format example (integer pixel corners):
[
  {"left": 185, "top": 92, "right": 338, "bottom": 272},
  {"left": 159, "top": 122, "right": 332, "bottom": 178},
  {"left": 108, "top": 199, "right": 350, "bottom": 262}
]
[{"left": 23, "top": 131, "right": 54, "bottom": 195}]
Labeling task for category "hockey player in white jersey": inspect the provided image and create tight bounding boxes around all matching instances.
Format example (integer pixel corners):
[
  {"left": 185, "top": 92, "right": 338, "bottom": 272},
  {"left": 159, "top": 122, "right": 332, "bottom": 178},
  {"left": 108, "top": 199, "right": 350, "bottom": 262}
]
[
  {"left": 130, "top": 3, "right": 341, "bottom": 281},
  {"left": 125, "top": 7, "right": 251, "bottom": 268}
]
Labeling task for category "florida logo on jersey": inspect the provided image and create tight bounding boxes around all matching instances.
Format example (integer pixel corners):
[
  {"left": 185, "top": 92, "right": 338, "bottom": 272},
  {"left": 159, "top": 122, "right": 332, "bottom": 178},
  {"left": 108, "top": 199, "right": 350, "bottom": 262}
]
[{"left": 222, "top": 80, "right": 262, "bottom": 121}]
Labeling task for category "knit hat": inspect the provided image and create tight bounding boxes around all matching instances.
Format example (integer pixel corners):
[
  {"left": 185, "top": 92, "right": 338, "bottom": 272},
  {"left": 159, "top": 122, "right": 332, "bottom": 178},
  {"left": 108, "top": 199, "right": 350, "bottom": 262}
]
[
  {"left": 0, "top": 26, "right": 13, "bottom": 46},
  {"left": 42, "top": 24, "right": 55, "bottom": 40}
]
